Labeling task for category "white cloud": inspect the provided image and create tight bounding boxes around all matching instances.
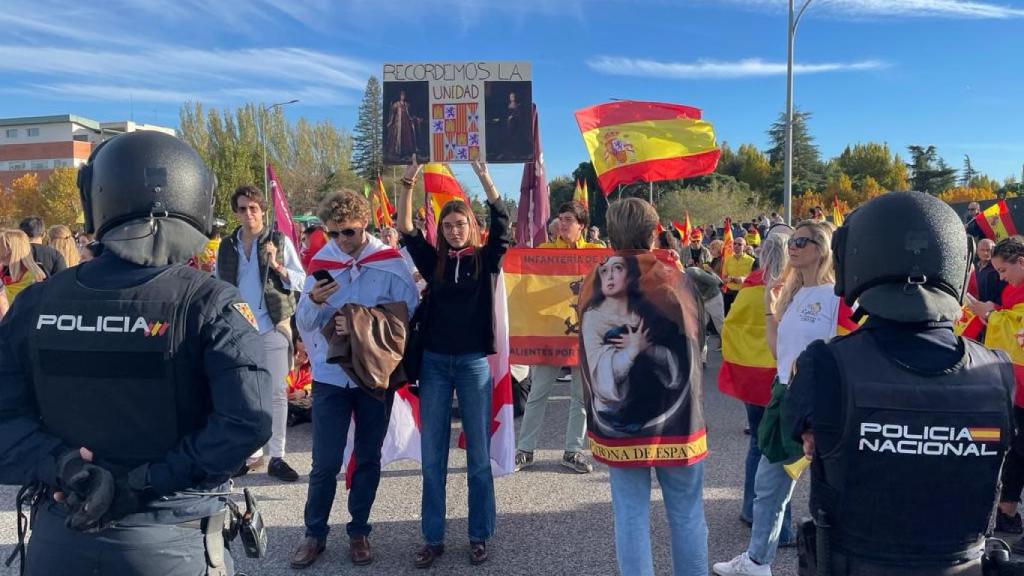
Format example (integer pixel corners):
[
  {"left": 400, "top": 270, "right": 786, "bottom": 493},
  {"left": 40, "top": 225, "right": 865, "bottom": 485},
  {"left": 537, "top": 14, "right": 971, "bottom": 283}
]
[
  {"left": 587, "top": 56, "right": 887, "bottom": 79},
  {"left": 0, "top": 44, "right": 371, "bottom": 106},
  {"left": 726, "top": 0, "right": 1024, "bottom": 19}
]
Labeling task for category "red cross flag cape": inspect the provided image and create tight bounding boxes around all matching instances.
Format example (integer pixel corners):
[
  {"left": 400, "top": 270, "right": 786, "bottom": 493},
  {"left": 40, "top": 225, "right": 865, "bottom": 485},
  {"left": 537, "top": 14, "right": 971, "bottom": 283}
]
[
  {"left": 306, "top": 234, "right": 409, "bottom": 281},
  {"left": 318, "top": 258, "right": 515, "bottom": 484}
]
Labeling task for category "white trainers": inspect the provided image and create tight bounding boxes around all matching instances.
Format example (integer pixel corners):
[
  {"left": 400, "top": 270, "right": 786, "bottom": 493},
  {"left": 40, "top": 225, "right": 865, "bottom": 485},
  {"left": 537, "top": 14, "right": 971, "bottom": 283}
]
[{"left": 712, "top": 552, "right": 772, "bottom": 576}]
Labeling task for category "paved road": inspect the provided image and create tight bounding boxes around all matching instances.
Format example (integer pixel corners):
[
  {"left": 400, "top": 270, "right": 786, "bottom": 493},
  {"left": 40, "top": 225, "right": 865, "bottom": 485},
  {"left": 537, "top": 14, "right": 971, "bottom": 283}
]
[{"left": 0, "top": 349, "right": 809, "bottom": 575}]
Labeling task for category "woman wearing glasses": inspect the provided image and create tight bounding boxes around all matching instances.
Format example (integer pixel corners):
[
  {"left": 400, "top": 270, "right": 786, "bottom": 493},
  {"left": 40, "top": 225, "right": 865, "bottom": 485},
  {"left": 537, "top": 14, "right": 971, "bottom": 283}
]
[
  {"left": 397, "top": 157, "right": 511, "bottom": 568},
  {"left": 714, "top": 220, "right": 846, "bottom": 576}
]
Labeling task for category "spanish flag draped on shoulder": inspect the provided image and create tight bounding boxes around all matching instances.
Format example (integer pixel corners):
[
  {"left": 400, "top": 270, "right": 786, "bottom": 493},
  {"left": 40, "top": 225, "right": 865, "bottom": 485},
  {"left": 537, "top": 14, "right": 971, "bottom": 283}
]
[
  {"left": 574, "top": 101, "right": 721, "bottom": 194},
  {"left": 718, "top": 270, "right": 859, "bottom": 406},
  {"left": 975, "top": 200, "right": 1018, "bottom": 242},
  {"left": 982, "top": 283, "right": 1024, "bottom": 407}
]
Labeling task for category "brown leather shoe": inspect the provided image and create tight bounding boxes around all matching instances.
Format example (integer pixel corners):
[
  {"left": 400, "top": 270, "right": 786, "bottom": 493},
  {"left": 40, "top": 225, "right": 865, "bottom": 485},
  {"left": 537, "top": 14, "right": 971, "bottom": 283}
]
[
  {"left": 469, "top": 541, "right": 488, "bottom": 565},
  {"left": 414, "top": 543, "right": 445, "bottom": 569},
  {"left": 350, "top": 535, "right": 373, "bottom": 566},
  {"left": 290, "top": 536, "right": 325, "bottom": 569}
]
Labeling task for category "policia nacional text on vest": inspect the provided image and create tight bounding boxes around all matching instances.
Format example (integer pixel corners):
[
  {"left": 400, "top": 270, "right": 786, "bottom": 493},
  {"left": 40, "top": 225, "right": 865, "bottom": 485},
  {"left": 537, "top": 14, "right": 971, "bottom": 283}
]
[
  {"left": 216, "top": 228, "right": 295, "bottom": 325},
  {"left": 798, "top": 332, "right": 1014, "bottom": 576}
]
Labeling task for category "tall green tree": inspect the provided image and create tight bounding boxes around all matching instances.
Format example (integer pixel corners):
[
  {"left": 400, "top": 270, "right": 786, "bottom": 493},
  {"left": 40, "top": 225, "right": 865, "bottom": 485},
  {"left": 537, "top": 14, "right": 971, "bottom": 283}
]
[
  {"left": 736, "top": 144, "right": 772, "bottom": 194},
  {"left": 351, "top": 76, "right": 384, "bottom": 181},
  {"left": 180, "top": 101, "right": 357, "bottom": 222},
  {"left": 961, "top": 155, "right": 978, "bottom": 188},
  {"left": 836, "top": 143, "right": 896, "bottom": 188},
  {"left": 765, "top": 109, "right": 823, "bottom": 202},
  {"left": 906, "top": 145, "right": 957, "bottom": 195}
]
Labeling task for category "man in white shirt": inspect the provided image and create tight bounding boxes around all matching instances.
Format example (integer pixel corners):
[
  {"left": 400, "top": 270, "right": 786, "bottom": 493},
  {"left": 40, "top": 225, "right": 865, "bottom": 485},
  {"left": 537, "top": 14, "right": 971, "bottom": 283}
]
[{"left": 215, "top": 185, "right": 306, "bottom": 481}]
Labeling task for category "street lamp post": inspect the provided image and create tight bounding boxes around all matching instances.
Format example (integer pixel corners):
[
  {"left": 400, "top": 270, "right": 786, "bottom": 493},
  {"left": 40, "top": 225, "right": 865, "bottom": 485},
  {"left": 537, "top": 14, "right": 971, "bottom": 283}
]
[
  {"left": 784, "top": 0, "right": 813, "bottom": 224},
  {"left": 259, "top": 99, "right": 300, "bottom": 209}
]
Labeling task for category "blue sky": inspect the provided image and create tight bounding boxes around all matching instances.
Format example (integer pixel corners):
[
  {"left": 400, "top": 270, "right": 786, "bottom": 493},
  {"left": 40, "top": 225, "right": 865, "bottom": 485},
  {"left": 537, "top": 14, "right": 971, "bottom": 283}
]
[{"left": 2, "top": 0, "right": 1023, "bottom": 200}]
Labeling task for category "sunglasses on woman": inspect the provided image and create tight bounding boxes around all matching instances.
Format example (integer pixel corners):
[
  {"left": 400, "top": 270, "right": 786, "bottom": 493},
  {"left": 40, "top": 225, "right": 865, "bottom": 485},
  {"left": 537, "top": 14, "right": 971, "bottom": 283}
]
[
  {"left": 788, "top": 236, "right": 819, "bottom": 249},
  {"left": 327, "top": 228, "right": 362, "bottom": 239}
]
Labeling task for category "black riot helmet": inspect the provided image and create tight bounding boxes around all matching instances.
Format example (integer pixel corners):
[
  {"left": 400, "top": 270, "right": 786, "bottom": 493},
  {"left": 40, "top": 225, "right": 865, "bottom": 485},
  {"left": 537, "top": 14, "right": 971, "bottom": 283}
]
[
  {"left": 77, "top": 130, "right": 217, "bottom": 240},
  {"left": 833, "top": 191, "right": 973, "bottom": 322}
]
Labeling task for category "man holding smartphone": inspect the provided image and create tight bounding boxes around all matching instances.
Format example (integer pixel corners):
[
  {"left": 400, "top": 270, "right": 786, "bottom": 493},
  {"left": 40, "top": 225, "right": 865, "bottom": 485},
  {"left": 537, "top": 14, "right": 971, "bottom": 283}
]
[{"left": 291, "top": 189, "right": 419, "bottom": 569}]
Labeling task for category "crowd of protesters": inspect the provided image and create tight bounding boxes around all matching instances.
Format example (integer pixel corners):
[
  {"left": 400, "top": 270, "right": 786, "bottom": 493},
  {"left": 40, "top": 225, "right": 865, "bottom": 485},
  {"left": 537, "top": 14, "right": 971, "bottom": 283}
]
[{"left": 7, "top": 179, "right": 1021, "bottom": 576}]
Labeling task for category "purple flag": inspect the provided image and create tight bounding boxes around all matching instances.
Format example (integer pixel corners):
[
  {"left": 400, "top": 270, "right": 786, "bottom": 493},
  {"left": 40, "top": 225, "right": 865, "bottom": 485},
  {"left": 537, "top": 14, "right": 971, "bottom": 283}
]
[
  {"left": 516, "top": 104, "right": 549, "bottom": 247},
  {"left": 267, "top": 163, "right": 299, "bottom": 248}
]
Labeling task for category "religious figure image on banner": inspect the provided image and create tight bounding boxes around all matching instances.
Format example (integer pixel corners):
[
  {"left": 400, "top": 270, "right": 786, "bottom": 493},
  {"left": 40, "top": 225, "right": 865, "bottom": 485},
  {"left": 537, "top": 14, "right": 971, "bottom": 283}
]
[
  {"left": 484, "top": 81, "right": 533, "bottom": 163},
  {"left": 578, "top": 252, "right": 708, "bottom": 466},
  {"left": 383, "top": 81, "right": 429, "bottom": 164}
]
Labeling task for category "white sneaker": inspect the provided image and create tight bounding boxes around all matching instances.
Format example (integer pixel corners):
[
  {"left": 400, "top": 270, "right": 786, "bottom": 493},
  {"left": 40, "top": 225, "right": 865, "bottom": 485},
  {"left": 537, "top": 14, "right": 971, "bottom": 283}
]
[{"left": 712, "top": 552, "right": 772, "bottom": 576}]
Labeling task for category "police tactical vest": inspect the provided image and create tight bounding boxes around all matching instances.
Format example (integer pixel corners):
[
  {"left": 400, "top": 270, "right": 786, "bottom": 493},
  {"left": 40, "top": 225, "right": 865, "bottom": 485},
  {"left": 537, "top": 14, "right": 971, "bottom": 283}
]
[
  {"left": 816, "top": 331, "right": 1014, "bottom": 565},
  {"left": 28, "top": 265, "right": 211, "bottom": 468},
  {"left": 216, "top": 228, "right": 294, "bottom": 325}
]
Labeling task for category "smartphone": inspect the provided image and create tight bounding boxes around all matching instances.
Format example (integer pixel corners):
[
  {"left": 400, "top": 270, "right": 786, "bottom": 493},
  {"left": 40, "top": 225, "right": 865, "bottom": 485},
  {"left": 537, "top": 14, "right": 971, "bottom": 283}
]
[{"left": 312, "top": 269, "right": 335, "bottom": 284}]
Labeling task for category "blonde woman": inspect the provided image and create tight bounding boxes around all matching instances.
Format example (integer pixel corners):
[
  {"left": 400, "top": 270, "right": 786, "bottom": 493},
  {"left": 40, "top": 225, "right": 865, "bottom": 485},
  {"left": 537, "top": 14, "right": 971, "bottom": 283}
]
[
  {"left": 714, "top": 221, "right": 848, "bottom": 576},
  {"left": 1, "top": 229, "right": 46, "bottom": 302},
  {"left": 47, "top": 225, "right": 81, "bottom": 267}
]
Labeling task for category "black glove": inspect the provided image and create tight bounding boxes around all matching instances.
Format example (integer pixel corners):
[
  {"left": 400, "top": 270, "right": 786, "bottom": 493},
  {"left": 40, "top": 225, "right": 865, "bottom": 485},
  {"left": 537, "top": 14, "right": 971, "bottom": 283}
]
[
  {"left": 56, "top": 452, "right": 146, "bottom": 531},
  {"left": 55, "top": 450, "right": 115, "bottom": 531}
]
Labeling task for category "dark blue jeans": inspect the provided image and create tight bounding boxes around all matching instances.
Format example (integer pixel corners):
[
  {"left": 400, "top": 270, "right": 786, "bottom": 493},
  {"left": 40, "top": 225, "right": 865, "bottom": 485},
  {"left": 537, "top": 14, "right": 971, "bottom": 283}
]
[
  {"left": 743, "top": 403, "right": 793, "bottom": 543},
  {"left": 419, "top": 351, "right": 496, "bottom": 545},
  {"left": 303, "top": 382, "right": 392, "bottom": 540}
]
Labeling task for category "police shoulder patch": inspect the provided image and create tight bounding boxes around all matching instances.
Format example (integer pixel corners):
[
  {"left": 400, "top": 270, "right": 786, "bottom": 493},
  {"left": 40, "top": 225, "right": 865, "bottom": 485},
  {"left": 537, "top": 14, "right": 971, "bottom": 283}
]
[{"left": 232, "top": 302, "right": 258, "bottom": 330}]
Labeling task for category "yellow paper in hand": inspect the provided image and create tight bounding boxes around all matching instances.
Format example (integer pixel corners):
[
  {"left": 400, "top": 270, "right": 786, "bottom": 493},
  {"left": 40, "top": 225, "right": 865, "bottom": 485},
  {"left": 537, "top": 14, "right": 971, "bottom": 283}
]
[{"left": 783, "top": 456, "right": 811, "bottom": 480}]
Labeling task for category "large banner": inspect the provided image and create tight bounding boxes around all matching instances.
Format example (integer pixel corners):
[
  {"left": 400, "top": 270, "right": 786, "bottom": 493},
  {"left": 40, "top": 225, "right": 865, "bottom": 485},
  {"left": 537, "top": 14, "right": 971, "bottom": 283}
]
[
  {"left": 504, "top": 248, "right": 612, "bottom": 366},
  {"left": 382, "top": 62, "right": 533, "bottom": 165},
  {"left": 577, "top": 251, "right": 707, "bottom": 467}
]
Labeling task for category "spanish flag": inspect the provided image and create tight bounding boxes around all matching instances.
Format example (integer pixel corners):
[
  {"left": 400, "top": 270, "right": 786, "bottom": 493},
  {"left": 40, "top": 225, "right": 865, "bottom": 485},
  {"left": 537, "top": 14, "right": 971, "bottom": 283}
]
[
  {"left": 672, "top": 213, "right": 692, "bottom": 240},
  {"left": 573, "top": 179, "right": 588, "bottom": 210},
  {"left": 832, "top": 194, "right": 844, "bottom": 227},
  {"left": 423, "top": 163, "right": 468, "bottom": 215},
  {"left": 718, "top": 273, "right": 859, "bottom": 406},
  {"left": 975, "top": 200, "right": 1018, "bottom": 242},
  {"left": 721, "top": 218, "right": 735, "bottom": 263},
  {"left": 983, "top": 284, "right": 1024, "bottom": 407},
  {"left": 373, "top": 175, "right": 394, "bottom": 228},
  {"left": 718, "top": 270, "right": 776, "bottom": 405},
  {"left": 574, "top": 101, "right": 721, "bottom": 194}
]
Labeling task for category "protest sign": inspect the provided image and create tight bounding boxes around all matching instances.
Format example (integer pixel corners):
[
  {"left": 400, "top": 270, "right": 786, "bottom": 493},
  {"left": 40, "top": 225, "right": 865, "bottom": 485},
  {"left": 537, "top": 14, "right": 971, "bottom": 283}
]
[{"left": 382, "top": 62, "right": 533, "bottom": 164}]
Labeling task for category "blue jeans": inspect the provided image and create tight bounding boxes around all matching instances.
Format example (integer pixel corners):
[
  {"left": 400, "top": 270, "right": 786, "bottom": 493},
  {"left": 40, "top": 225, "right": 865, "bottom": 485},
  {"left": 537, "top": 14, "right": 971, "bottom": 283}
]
[
  {"left": 608, "top": 464, "right": 708, "bottom": 576},
  {"left": 303, "top": 383, "right": 392, "bottom": 540},
  {"left": 744, "top": 403, "right": 794, "bottom": 543},
  {"left": 419, "top": 351, "right": 496, "bottom": 545},
  {"left": 746, "top": 455, "right": 798, "bottom": 565}
]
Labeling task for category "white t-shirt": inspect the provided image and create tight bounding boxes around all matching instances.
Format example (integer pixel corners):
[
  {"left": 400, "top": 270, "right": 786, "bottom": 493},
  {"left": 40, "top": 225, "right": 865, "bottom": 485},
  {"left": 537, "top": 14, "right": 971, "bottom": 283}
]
[{"left": 776, "top": 283, "right": 840, "bottom": 385}]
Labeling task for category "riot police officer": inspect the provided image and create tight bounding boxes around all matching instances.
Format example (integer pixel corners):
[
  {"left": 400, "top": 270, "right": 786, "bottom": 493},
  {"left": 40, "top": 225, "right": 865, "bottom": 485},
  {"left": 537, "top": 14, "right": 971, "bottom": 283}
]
[
  {"left": 0, "top": 130, "right": 272, "bottom": 575},
  {"left": 786, "top": 191, "right": 1014, "bottom": 576}
]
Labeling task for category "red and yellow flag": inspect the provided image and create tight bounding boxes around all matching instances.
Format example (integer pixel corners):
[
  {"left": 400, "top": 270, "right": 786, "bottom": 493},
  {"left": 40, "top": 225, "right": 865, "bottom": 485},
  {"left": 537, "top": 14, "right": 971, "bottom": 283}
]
[
  {"left": 983, "top": 284, "right": 1024, "bottom": 407},
  {"left": 574, "top": 100, "right": 720, "bottom": 194},
  {"left": 975, "top": 200, "right": 1018, "bottom": 242},
  {"left": 573, "top": 179, "right": 588, "bottom": 210},
  {"left": 719, "top": 272, "right": 859, "bottom": 406},
  {"left": 373, "top": 176, "right": 394, "bottom": 228},
  {"left": 503, "top": 248, "right": 612, "bottom": 365},
  {"left": 721, "top": 218, "right": 735, "bottom": 263},
  {"left": 672, "top": 213, "right": 692, "bottom": 240},
  {"left": 832, "top": 193, "right": 844, "bottom": 227},
  {"left": 718, "top": 270, "right": 776, "bottom": 405},
  {"left": 423, "top": 163, "right": 468, "bottom": 216}
]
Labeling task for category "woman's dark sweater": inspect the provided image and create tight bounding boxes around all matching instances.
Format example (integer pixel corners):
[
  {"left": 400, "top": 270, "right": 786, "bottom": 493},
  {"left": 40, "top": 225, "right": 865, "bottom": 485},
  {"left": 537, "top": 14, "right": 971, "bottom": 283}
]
[{"left": 403, "top": 199, "right": 511, "bottom": 355}]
